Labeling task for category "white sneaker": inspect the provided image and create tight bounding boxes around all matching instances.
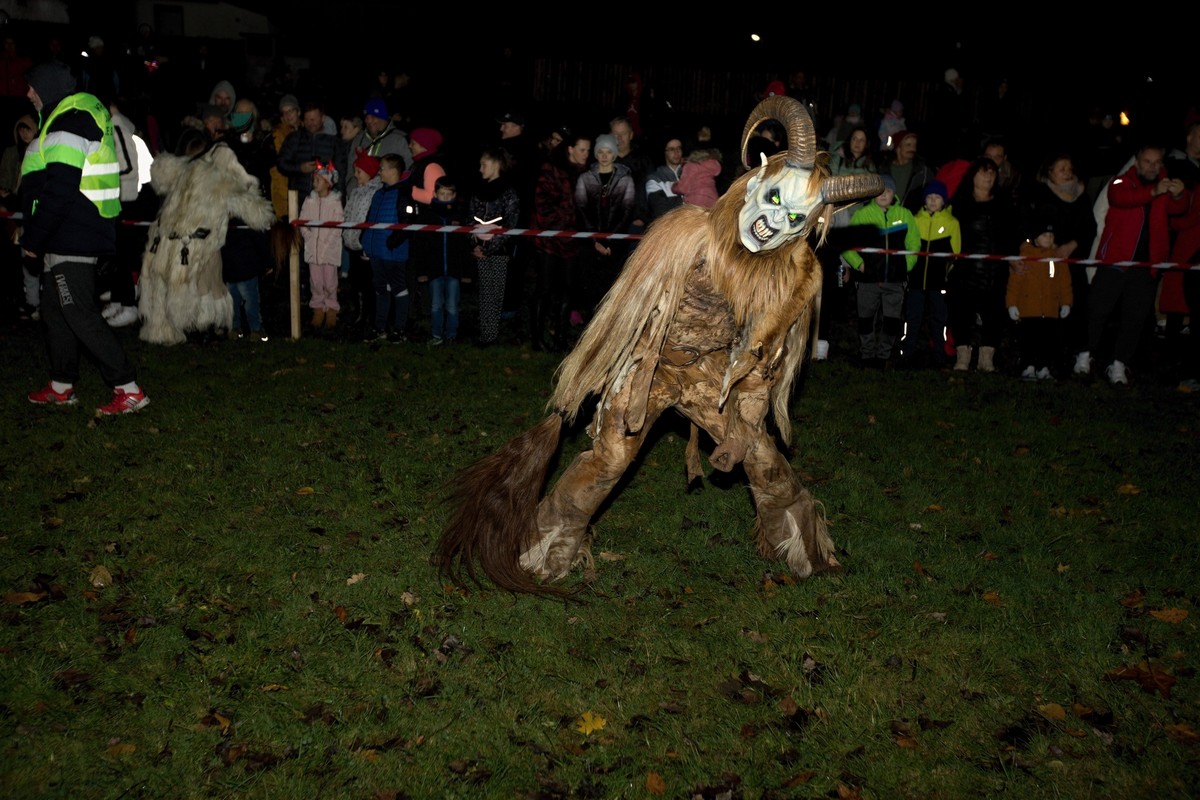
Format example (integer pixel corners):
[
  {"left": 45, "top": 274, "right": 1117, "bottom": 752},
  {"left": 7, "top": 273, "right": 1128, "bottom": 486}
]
[
  {"left": 1036, "top": 367, "right": 1053, "bottom": 381},
  {"left": 1073, "top": 351, "right": 1091, "bottom": 375},
  {"left": 106, "top": 305, "right": 140, "bottom": 328},
  {"left": 1021, "top": 365, "right": 1037, "bottom": 381},
  {"left": 1106, "top": 360, "right": 1128, "bottom": 385},
  {"left": 814, "top": 339, "right": 830, "bottom": 361}
]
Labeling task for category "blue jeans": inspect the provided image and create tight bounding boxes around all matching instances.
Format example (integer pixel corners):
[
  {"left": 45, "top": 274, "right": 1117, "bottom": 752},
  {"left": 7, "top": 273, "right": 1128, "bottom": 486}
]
[
  {"left": 227, "top": 278, "right": 262, "bottom": 332},
  {"left": 429, "top": 276, "right": 460, "bottom": 339}
]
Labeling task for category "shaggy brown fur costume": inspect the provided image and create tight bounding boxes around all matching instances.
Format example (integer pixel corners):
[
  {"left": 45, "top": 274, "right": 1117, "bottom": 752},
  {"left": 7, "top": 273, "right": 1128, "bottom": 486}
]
[
  {"left": 436, "top": 97, "right": 882, "bottom": 594},
  {"left": 138, "top": 142, "right": 275, "bottom": 345}
]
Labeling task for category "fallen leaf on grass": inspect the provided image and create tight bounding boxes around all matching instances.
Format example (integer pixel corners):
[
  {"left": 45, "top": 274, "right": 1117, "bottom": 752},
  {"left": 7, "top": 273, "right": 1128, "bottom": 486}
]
[
  {"left": 53, "top": 668, "right": 92, "bottom": 689},
  {"left": 978, "top": 551, "right": 997, "bottom": 561},
  {"left": 597, "top": 551, "right": 626, "bottom": 562},
  {"left": 982, "top": 591, "right": 1003, "bottom": 607},
  {"left": 260, "top": 684, "right": 288, "bottom": 692},
  {"left": 784, "top": 771, "right": 817, "bottom": 787},
  {"left": 576, "top": 711, "right": 606, "bottom": 735},
  {"left": 836, "top": 782, "right": 864, "bottom": 799},
  {"left": 645, "top": 772, "right": 666, "bottom": 795},
  {"left": 195, "top": 711, "right": 232, "bottom": 735},
  {"left": 1056, "top": 563, "right": 1070, "bottom": 574},
  {"left": 1149, "top": 608, "right": 1188, "bottom": 623},
  {"left": 925, "top": 504, "right": 944, "bottom": 512},
  {"left": 1120, "top": 589, "right": 1145, "bottom": 608},
  {"left": 1103, "top": 661, "right": 1176, "bottom": 699},
  {"left": 1037, "top": 703, "right": 1067, "bottom": 721},
  {"left": 5, "top": 591, "right": 47, "bottom": 605},
  {"left": 1117, "top": 483, "right": 1141, "bottom": 495},
  {"left": 90, "top": 565, "right": 113, "bottom": 588},
  {"left": 106, "top": 742, "right": 136, "bottom": 757},
  {"left": 1164, "top": 722, "right": 1200, "bottom": 745},
  {"left": 295, "top": 487, "right": 314, "bottom": 496},
  {"left": 891, "top": 719, "right": 918, "bottom": 748},
  {"left": 346, "top": 573, "right": 366, "bottom": 586}
]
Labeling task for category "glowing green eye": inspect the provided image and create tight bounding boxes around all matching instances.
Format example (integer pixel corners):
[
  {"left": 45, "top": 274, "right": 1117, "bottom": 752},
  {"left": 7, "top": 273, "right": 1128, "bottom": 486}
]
[
  {"left": 769, "top": 189, "right": 781, "bottom": 206},
  {"left": 788, "top": 212, "right": 804, "bottom": 226}
]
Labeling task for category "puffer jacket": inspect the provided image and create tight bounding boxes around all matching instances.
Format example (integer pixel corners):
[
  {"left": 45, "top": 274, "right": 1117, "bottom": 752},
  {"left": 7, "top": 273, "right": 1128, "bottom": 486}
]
[{"left": 300, "top": 190, "right": 343, "bottom": 266}]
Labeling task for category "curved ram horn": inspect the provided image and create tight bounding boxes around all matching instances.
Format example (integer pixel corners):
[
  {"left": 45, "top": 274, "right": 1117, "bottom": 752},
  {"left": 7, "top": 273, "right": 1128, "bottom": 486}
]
[
  {"left": 820, "top": 173, "right": 885, "bottom": 205},
  {"left": 740, "top": 95, "right": 816, "bottom": 171}
]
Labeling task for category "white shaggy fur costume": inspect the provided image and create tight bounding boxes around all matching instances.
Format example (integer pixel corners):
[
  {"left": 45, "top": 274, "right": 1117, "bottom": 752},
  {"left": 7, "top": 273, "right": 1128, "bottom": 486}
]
[{"left": 138, "top": 142, "right": 275, "bottom": 345}]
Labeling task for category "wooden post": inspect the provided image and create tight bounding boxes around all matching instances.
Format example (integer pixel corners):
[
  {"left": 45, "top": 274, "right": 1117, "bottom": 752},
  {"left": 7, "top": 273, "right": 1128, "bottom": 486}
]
[{"left": 288, "top": 189, "right": 300, "bottom": 340}]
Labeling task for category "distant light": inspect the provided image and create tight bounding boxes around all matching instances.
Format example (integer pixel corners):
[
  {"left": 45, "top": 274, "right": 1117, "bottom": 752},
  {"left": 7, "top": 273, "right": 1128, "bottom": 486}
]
[
  {"left": 1119, "top": 111, "right": 1131, "bottom": 127},
  {"left": 80, "top": 50, "right": 88, "bottom": 58},
  {"left": 750, "top": 34, "right": 761, "bottom": 42}
]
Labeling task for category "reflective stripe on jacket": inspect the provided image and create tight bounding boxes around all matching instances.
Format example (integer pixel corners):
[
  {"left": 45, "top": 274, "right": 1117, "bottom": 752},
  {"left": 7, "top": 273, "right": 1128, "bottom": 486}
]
[{"left": 22, "top": 92, "right": 120, "bottom": 218}]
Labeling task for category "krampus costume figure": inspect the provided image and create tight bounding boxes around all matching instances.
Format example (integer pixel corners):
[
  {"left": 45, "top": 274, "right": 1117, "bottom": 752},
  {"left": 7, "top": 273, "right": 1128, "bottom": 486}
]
[
  {"left": 139, "top": 142, "right": 275, "bottom": 345},
  {"left": 436, "top": 97, "right": 882, "bottom": 593}
]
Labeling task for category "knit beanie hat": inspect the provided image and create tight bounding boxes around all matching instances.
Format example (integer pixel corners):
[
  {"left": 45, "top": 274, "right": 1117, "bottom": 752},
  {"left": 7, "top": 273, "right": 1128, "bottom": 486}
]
[
  {"left": 354, "top": 150, "right": 381, "bottom": 178},
  {"left": 228, "top": 110, "right": 254, "bottom": 133},
  {"left": 363, "top": 98, "right": 389, "bottom": 121},
  {"left": 25, "top": 62, "right": 76, "bottom": 117},
  {"left": 594, "top": 134, "right": 618, "bottom": 156},
  {"left": 409, "top": 127, "right": 442, "bottom": 154},
  {"left": 764, "top": 80, "right": 786, "bottom": 97},
  {"left": 923, "top": 180, "right": 948, "bottom": 202},
  {"left": 313, "top": 160, "right": 339, "bottom": 189},
  {"left": 1031, "top": 210, "right": 1056, "bottom": 239},
  {"left": 278, "top": 94, "right": 300, "bottom": 113},
  {"left": 880, "top": 175, "right": 897, "bottom": 194}
]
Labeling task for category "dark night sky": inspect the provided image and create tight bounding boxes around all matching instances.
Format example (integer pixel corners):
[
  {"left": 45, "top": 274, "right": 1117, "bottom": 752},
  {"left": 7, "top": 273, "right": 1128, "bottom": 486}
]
[{"left": 46, "top": 3, "right": 1198, "bottom": 153}]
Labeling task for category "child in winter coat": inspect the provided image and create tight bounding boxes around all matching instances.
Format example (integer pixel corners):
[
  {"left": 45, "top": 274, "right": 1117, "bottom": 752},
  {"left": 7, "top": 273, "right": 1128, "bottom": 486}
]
[
  {"left": 904, "top": 180, "right": 960, "bottom": 367},
  {"left": 672, "top": 147, "right": 722, "bottom": 209},
  {"left": 1007, "top": 217, "right": 1073, "bottom": 380},
  {"left": 414, "top": 177, "right": 472, "bottom": 344},
  {"left": 362, "top": 153, "right": 417, "bottom": 343},
  {"left": 300, "top": 160, "right": 344, "bottom": 329},
  {"left": 342, "top": 150, "right": 383, "bottom": 329},
  {"left": 841, "top": 175, "right": 919, "bottom": 367}
]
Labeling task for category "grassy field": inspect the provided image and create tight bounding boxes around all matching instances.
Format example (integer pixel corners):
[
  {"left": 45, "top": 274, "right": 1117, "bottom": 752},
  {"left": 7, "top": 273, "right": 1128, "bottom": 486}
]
[{"left": 1, "top": 314, "right": 1198, "bottom": 799}]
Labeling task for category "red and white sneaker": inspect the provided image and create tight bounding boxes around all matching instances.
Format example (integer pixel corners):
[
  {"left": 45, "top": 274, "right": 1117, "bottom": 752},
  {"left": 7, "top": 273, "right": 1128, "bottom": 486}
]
[
  {"left": 96, "top": 387, "right": 149, "bottom": 415},
  {"left": 28, "top": 383, "right": 78, "bottom": 406}
]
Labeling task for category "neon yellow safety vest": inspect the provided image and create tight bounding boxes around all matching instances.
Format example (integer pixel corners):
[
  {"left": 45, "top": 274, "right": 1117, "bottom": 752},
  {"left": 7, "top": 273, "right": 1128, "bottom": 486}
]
[{"left": 20, "top": 93, "right": 121, "bottom": 219}]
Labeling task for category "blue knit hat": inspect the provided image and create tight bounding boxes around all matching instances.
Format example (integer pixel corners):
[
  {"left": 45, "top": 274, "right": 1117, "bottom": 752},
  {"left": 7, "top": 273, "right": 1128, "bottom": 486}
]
[
  {"left": 363, "top": 98, "right": 389, "bottom": 121},
  {"left": 880, "top": 175, "right": 897, "bottom": 194},
  {"left": 923, "top": 180, "right": 948, "bottom": 202}
]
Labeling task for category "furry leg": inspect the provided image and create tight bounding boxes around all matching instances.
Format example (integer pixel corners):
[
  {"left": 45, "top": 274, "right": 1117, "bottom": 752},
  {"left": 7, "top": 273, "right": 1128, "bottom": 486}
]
[
  {"left": 743, "top": 438, "right": 837, "bottom": 578},
  {"left": 522, "top": 414, "right": 652, "bottom": 581}
]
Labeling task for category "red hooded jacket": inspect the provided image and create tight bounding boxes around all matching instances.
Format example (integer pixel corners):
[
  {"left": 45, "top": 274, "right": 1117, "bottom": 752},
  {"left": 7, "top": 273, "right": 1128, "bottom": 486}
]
[{"left": 1095, "top": 162, "right": 1189, "bottom": 270}]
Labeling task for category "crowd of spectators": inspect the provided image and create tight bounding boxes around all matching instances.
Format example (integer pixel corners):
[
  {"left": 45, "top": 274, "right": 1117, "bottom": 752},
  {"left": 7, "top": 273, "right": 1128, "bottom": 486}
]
[{"left": 2, "top": 25, "right": 1198, "bottom": 390}]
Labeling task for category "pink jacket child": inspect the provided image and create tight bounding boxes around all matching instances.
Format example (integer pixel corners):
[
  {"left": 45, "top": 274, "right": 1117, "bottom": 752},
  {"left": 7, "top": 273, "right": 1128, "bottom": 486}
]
[
  {"left": 300, "top": 160, "right": 345, "bottom": 326},
  {"left": 673, "top": 148, "right": 722, "bottom": 209}
]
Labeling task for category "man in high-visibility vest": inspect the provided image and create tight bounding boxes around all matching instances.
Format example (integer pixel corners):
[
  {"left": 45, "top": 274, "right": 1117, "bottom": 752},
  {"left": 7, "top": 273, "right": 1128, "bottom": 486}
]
[{"left": 21, "top": 61, "right": 149, "bottom": 415}]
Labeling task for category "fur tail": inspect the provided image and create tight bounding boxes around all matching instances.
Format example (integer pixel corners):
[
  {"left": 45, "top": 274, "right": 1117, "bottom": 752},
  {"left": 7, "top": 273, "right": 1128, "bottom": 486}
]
[{"left": 434, "top": 414, "right": 568, "bottom": 596}]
